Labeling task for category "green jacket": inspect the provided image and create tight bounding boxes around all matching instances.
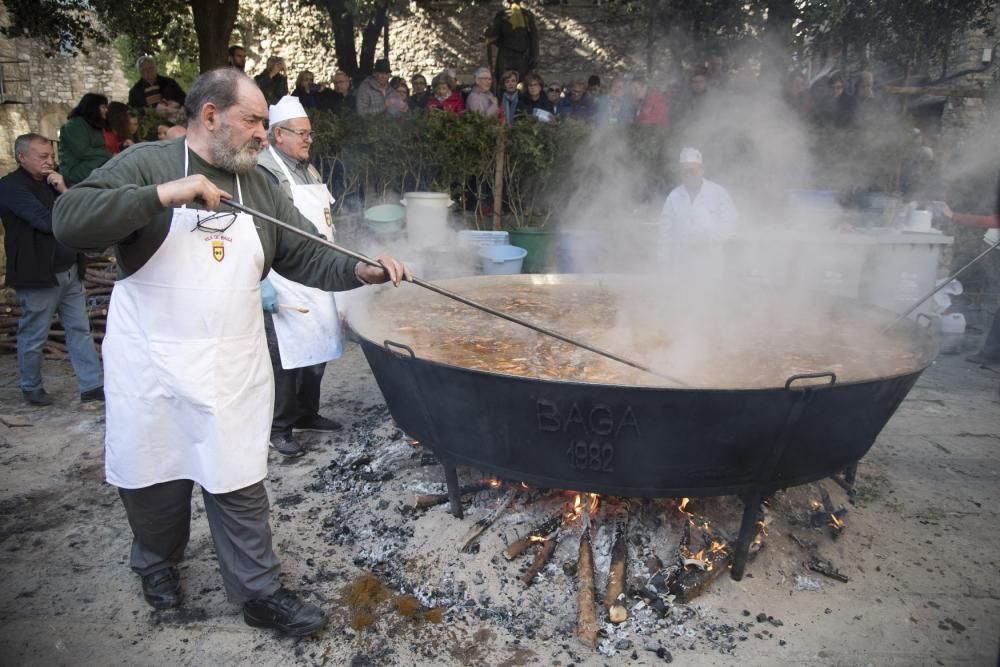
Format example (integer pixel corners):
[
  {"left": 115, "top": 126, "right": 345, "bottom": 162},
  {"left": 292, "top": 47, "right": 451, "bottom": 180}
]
[
  {"left": 58, "top": 116, "right": 111, "bottom": 186},
  {"left": 51, "top": 138, "right": 361, "bottom": 291}
]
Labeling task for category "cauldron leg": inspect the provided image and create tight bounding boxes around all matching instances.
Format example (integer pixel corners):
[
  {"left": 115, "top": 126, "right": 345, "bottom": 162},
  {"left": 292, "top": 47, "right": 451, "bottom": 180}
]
[
  {"left": 444, "top": 463, "right": 464, "bottom": 519},
  {"left": 731, "top": 491, "right": 762, "bottom": 581}
]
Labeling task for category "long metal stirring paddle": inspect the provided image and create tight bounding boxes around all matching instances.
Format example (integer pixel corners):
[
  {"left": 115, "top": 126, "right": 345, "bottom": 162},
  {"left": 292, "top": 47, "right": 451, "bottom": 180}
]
[{"left": 221, "top": 199, "right": 688, "bottom": 386}]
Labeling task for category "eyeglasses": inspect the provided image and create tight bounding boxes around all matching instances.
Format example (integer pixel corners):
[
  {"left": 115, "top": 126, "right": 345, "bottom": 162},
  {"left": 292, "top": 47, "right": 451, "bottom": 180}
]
[
  {"left": 192, "top": 210, "right": 237, "bottom": 233},
  {"left": 546, "top": 87, "right": 561, "bottom": 93},
  {"left": 279, "top": 127, "right": 313, "bottom": 141}
]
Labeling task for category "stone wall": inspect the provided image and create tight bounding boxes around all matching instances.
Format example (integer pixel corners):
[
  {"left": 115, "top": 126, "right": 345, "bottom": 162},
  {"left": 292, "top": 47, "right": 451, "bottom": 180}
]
[
  {"left": 0, "top": 5, "right": 130, "bottom": 175},
  {"left": 236, "top": 0, "right": 652, "bottom": 88}
]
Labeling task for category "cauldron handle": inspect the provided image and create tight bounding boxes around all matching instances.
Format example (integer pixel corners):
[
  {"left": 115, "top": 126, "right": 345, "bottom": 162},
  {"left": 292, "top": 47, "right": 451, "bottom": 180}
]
[
  {"left": 784, "top": 372, "right": 837, "bottom": 391},
  {"left": 383, "top": 339, "right": 416, "bottom": 359}
]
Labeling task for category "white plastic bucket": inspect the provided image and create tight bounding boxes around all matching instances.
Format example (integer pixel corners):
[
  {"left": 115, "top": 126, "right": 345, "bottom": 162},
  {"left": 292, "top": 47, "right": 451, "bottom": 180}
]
[
  {"left": 403, "top": 192, "right": 452, "bottom": 247},
  {"left": 479, "top": 244, "right": 527, "bottom": 275},
  {"left": 939, "top": 312, "right": 966, "bottom": 354}
]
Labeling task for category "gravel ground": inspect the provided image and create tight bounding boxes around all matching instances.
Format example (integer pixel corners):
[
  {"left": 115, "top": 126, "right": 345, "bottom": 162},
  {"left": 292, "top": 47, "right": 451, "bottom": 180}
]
[{"left": 0, "top": 343, "right": 998, "bottom": 667}]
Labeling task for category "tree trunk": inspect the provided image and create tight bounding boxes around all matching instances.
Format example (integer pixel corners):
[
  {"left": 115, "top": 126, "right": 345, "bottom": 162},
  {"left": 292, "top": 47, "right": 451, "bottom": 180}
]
[
  {"left": 191, "top": 0, "right": 240, "bottom": 72},
  {"left": 320, "top": 0, "right": 361, "bottom": 81},
  {"left": 359, "top": 3, "right": 390, "bottom": 77}
]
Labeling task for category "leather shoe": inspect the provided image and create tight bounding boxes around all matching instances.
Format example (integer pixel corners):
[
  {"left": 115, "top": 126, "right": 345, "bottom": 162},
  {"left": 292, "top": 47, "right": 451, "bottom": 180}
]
[
  {"left": 80, "top": 386, "right": 105, "bottom": 402},
  {"left": 292, "top": 414, "right": 342, "bottom": 433},
  {"left": 141, "top": 567, "right": 181, "bottom": 610},
  {"left": 23, "top": 388, "right": 53, "bottom": 406},
  {"left": 269, "top": 432, "right": 305, "bottom": 458},
  {"left": 243, "top": 587, "right": 328, "bottom": 636}
]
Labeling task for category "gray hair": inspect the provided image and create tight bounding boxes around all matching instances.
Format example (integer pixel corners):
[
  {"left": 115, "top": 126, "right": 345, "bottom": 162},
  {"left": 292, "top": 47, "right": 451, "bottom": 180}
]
[
  {"left": 184, "top": 68, "right": 252, "bottom": 125},
  {"left": 474, "top": 67, "right": 491, "bottom": 80},
  {"left": 136, "top": 55, "right": 155, "bottom": 69},
  {"left": 13, "top": 133, "right": 50, "bottom": 159},
  {"left": 266, "top": 119, "right": 290, "bottom": 142}
]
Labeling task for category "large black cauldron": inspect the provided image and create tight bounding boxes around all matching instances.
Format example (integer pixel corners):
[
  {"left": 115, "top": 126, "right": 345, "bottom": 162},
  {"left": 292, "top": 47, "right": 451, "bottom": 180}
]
[{"left": 350, "top": 275, "right": 936, "bottom": 577}]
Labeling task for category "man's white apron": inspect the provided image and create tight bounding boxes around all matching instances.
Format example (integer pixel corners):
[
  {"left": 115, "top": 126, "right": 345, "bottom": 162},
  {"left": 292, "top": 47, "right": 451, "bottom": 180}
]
[
  {"left": 264, "top": 145, "right": 343, "bottom": 369},
  {"left": 103, "top": 142, "right": 273, "bottom": 494}
]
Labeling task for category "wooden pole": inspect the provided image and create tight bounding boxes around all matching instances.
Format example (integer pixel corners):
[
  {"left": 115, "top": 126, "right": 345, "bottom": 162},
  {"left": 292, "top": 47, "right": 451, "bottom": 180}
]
[{"left": 492, "top": 126, "right": 507, "bottom": 231}]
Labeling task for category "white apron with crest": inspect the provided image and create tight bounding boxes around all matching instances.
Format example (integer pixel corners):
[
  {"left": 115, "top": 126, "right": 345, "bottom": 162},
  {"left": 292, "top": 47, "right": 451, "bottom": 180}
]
[
  {"left": 265, "top": 145, "right": 343, "bottom": 369},
  {"left": 103, "top": 142, "right": 273, "bottom": 494}
]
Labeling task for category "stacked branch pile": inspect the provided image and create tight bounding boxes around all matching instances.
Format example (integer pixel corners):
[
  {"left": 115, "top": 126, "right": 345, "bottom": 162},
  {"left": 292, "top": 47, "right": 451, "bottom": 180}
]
[{"left": 0, "top": 254, "right": 115, "bottom": 359}]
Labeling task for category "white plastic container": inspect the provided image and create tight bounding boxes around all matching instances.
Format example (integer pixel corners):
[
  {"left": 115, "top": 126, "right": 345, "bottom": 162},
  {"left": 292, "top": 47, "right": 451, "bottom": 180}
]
[
  {"left": 403, "top": 192, "right": 452, "bottom": 247},
  {"left": 859, "top": 232, "right": 953, "bottom": 315},
  {"left": 457, "top": 230, "right": 509, "bottom": 248},
  {"left": 479, "top": 245, "right": 527, "bottom": 275},
  {"left": 939, "top": 313, "right": 966, "bottom": 354}
]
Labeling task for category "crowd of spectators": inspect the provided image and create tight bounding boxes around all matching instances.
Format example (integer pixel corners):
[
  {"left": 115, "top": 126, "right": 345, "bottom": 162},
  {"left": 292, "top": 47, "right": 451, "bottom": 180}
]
[{"left": 47, "top": 42, "right": 904, "bottom": 192}]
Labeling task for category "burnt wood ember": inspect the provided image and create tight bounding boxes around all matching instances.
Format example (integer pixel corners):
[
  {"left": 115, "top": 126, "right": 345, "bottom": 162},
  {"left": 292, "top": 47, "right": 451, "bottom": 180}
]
[
  {"left": 504, "top": 511, "right": 565, "bottom": 560},
  {"left": 459, "top": 489, "right": 515, "bottom": 553},
  {"left": 667, "top": 547, "right": 732, "bottom": 604},
  {"left": 414, "top": 482, "right": 492, "bottom": 509},
  {"left": 520, "top": 533, "right": 558, "bottom": 586},
  {"left": 808, "top": 558, "right": 849, "bottom": 583},
  {"left": 576, "top": 518, "right": 599, "bottom": 648},
  {"left": 818, "top": 485, "right": 846, "bottom": 539},
  {"left": 604, "top": 514, "right": 629, "bottom": 624}
]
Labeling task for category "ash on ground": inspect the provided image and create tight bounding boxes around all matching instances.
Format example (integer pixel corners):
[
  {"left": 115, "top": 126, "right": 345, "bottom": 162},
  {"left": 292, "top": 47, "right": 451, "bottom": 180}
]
[{"left": 301, "top": 406, "right": 853, "bottom": 662}]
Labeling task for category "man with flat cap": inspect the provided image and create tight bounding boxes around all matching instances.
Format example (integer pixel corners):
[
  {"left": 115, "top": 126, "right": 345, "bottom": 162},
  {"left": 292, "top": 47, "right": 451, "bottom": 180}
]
[{"left": 52, "top": 68, "right": 410, "bottom": 637}]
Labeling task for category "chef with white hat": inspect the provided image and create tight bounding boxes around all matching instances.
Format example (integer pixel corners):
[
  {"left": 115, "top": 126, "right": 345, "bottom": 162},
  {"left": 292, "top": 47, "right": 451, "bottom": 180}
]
[
  {"left": 659, "top": 147, "right": 739, "bottom": 273},
  {"left": 257, "top": 95, "right": 342, "bottom": 458}
]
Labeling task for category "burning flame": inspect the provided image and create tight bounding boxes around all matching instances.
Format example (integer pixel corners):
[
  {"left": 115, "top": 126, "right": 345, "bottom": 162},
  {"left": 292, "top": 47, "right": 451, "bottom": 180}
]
[
  {"left": 520, "top": 482, "right": 529, "bottom": 489},
  {"left": 566, "top": 493, "right": 600, "bottom": 521},
  {"left": 810, "top": 500, "right": 822, "bottom": 511},
  {"left": 678, "top": 497, "right": 691, "bottom": 513},
  {"left": 488, "top": 479, "right": 502, "bottom": 489},
  {"left": 829, "top": 514, "right": 844, "bottom": 529},
  {"left": 529, "top": 535, "right": 547, "bottom": 543},
  {"left": 406, "top": 438, "right": 420, "bottom": 447},
  {"left": 709, "top": 540, "right": 726, "bottom": 553}
]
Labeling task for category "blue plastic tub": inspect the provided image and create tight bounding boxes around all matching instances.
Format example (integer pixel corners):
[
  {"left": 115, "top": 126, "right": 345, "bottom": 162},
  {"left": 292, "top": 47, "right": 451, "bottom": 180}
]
[{"left": 479, "top": 244, "right": 528, "bottom": 275}]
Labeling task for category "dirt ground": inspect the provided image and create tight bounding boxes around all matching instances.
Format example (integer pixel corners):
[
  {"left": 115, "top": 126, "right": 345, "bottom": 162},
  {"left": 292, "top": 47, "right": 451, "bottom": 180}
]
[{"left": 0, "top": 342, "right": 998, "bottom": 667}]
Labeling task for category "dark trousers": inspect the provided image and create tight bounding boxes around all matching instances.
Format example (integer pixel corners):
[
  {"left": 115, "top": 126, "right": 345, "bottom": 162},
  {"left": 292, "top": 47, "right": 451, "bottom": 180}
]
[
  {"left": 264, "top": 313, "right": 326, "bottom": 434},
  {"left": 118, "top": 479, "right": 281, "bottom": 604}
]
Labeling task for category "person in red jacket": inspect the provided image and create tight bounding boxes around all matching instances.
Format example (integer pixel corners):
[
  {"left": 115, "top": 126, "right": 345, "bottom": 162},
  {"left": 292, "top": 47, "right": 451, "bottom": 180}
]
[
  {"left": 425, "top": 75, "right": 465, "bottom": 114},
  {"left": 631, "top": 76, "right": 669, "bottom": 129}
]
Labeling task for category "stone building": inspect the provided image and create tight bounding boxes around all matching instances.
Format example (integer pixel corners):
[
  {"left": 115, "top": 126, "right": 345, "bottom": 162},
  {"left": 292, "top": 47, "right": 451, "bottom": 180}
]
[
  {"left": 0, "top": 5, "right": 130, "bottom": 175},
  {"left": 235, "top": 0, "right": 651, "bottom": 89}
]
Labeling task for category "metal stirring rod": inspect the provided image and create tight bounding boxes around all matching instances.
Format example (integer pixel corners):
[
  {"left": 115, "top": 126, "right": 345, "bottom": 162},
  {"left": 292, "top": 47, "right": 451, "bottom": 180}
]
[{"left": 220, "top": 199, "right": 689, "bottom": 386}]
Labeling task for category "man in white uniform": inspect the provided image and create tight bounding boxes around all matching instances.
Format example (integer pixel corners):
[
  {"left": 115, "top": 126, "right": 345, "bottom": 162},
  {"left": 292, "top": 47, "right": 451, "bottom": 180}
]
[
  {"left": 257, "top": 96, "right": 342, "bottom": 458},
  {"left": 52, "top": 69, "right": 410, "bottom": 637},
  {"left": 659, "top": 147, "right": 738, "bottom": 272}
]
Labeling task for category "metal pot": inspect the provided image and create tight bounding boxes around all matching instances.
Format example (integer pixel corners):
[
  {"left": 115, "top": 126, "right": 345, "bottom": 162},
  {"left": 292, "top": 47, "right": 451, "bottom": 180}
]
[{"left": 349, "top": 274, "right": 936, "bottom": 577}]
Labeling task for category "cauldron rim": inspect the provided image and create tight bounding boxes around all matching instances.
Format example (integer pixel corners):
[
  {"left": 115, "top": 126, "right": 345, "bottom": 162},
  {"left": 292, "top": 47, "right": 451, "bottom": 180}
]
[{"left": 349, "top": 273, "right": 938, "bottom": 391}]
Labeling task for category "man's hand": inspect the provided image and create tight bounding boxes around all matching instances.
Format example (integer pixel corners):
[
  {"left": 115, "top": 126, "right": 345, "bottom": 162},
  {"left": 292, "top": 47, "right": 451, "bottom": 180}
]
[
  {"left": 357, "top": 254, "right": 412, "bottom": 287},
  {"left": 46, "top": 172, "right": 67, "bottom": 194},
  {"left": 156, "top": 175, "right": 232, "bottom": 210}
]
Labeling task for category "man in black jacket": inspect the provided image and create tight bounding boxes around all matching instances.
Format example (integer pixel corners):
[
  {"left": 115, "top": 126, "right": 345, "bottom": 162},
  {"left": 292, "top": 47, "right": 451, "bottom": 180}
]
[{"left": 0, "top": 134, "right": 103, "bottom": 405}]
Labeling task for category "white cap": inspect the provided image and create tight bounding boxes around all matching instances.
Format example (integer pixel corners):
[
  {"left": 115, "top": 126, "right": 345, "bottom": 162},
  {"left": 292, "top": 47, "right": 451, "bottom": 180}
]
[
  {"left": 268, "top": 95, "right": 307, "bottom": 125},
  {"left": 679, "top": 147, "right": 702, "bottom": 165}
]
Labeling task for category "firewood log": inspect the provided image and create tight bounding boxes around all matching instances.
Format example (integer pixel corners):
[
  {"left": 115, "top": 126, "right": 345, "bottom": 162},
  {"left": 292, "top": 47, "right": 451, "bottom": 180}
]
[
  {"left": 576, "top": 514, "right": 599, "bottom": 648},
  {"left": 520, "top": 534, "right": 557, "bottom": 586},
  {"left": 604, "top": 516, "right": 628, "bottom": 624}
]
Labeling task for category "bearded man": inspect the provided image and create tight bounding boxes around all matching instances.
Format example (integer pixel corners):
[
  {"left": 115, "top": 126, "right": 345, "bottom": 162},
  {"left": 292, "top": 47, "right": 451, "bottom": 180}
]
[{"left": 52, "top": 68, "right": 409, "bottom": 636}]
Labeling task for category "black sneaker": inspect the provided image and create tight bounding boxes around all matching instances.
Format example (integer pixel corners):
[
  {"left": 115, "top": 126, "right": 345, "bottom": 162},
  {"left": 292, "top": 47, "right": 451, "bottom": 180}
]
[
  {"left": 292, "top": 414, "right": 342, "bottom": 433},
  {"left": 23, "top": 388, "right": 53, "bottom": 406},
  {"left": 80, "top": 386, "right": 105, "bottom": 402},
  {"left": 269, "top": 432, "right": 305, "bottom": 458},
  {"left": 243, "top": 587, "right": 328, "bottom": 636},
  {"left": 141, "top": 566, "right": 182, "bottom": 610}
]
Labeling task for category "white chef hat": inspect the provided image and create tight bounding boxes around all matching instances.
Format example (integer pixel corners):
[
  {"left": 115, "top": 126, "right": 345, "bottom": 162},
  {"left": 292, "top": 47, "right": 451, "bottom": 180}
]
[
  {"left": 268, "top": 95, "right": 308, "bottom": 125},
  {"left": 679, "top": 147, "right": 702, "bottom": 165}
]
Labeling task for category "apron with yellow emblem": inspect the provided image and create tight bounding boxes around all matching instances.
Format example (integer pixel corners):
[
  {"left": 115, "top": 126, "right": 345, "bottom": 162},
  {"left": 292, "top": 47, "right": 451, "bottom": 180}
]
[
  {"left": 102, "top": 141, "right": 273, "bottom": 494},
  {"left": 264, "top": 145, "right": 344, "bottom": 369}
]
